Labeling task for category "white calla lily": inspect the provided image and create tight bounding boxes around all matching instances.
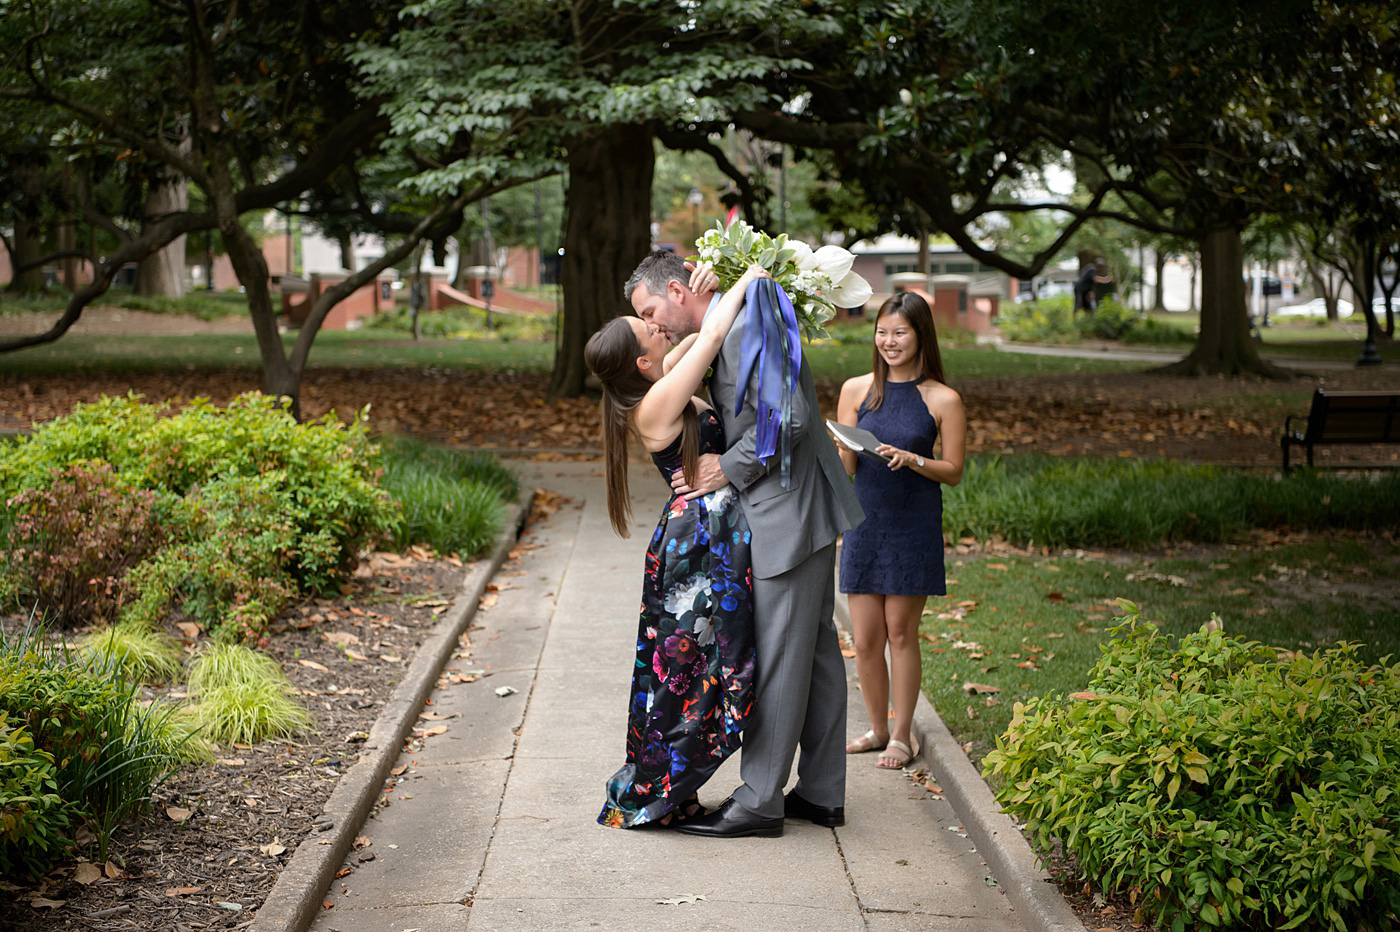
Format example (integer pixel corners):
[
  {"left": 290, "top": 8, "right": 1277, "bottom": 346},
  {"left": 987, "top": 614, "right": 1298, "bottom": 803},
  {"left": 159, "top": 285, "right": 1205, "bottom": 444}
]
[
  {"left": 828, "top": 271, "right": 874, "bottom": 309},
  {"left": 810, "top": 244, "right": 856, "bottom": 282},
  {"left": 787, "top": 239, "right": 816, "bottom": 269}
]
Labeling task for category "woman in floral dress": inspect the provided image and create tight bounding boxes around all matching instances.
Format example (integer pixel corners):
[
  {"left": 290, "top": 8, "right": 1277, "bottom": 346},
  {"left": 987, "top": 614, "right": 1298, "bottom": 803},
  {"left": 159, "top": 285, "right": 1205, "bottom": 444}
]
[{"left": 584, "top": 264, "right": 767, "bottom": 828}]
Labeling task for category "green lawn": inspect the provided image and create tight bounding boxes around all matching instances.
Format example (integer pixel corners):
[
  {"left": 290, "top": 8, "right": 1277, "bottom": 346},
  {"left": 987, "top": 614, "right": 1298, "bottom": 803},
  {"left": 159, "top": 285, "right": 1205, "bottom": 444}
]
[
  {"left": 0, "top": 330, "right": 557, "bottom": 375},
  {"left": 0, "top": 327, "right": 1145, "bottom": 381},
  {"left": 1136, "top": 310, "right": 1384, "bottom": 360},
  {"left": 920, "top": 537, "right": 1400, "bottom": 771}
]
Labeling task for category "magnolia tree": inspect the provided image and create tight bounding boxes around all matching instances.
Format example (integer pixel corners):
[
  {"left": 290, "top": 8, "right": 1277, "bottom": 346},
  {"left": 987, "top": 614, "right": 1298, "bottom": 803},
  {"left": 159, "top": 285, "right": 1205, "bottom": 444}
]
[{"left": 353, "top": 0, "right": 852, "bottom": 398}]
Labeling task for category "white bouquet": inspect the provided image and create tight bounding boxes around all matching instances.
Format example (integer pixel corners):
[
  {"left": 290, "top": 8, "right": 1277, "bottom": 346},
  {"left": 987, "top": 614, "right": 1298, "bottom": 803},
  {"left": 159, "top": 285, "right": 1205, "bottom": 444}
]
[{"left": 692, "top": 221, "right": 874, "bottom": 340}]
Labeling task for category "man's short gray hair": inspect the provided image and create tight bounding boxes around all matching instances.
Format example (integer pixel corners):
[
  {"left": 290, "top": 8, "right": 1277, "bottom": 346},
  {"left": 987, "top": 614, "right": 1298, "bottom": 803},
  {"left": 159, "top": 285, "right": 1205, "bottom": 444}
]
[{"left": 624, "top": 249, "right": 689, "bottom": 302}]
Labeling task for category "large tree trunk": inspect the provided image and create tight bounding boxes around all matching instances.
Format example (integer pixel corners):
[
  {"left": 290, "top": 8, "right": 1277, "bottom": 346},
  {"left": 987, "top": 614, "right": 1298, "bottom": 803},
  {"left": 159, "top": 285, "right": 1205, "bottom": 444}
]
[
  {"left": 1159, "top": 226, "right": 1290, "bottom": 378},
  {"left": 8, "top": 161, "right": 46, "bottom": 293},
  {"left": 337, "top": 233, "right": 356, "bottom": 272},
  {"left": 8, "top": 212, "right": 45, "bottom": 293},
  {"left": 135, "top": 168, "right": 189, "bottom": 298},
  {"left": 219, "top": 200, "right": 300, "bottom": 415},
  {"left": 1152, "top": 248, "right": 1167, "bottom": 311},
  {"left": 548, "top": 123, "right": 656, "bottom": 399}
]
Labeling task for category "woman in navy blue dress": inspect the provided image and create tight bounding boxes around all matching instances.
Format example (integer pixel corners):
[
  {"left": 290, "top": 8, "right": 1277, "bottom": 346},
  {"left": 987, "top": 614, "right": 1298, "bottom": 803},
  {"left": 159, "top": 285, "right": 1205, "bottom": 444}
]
[
  {"left": 836, "top": 292, "right": 966, "bottom": 770},
  {"left": 585, "top": 265, "right": 768, "bottom": 827}
]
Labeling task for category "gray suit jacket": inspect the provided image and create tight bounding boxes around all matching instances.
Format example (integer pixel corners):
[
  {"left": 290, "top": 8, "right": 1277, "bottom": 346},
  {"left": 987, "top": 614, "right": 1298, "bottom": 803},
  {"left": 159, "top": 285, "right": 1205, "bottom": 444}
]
[{"left": 708, "top": 298, "right": 864, "bottom": 579}]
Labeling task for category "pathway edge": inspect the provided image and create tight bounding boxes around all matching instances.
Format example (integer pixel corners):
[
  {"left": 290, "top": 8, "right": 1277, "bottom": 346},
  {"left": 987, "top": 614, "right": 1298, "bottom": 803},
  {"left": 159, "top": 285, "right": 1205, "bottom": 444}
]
[
  {"left": 834, "top": 592, "right": 1086, "bottom": 932},
  {"left": 911, "top": 693, "right": 1087, "bottom": 932},
  {"left": 249, "top": 495, "right": 532, "bottom": 932}
]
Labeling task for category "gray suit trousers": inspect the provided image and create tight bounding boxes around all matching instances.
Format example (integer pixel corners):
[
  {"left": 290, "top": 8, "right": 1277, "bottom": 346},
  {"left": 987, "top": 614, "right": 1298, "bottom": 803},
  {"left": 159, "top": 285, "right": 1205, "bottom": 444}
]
[{"left": 731, "top": 540, "right": 846, "bottom": 819}]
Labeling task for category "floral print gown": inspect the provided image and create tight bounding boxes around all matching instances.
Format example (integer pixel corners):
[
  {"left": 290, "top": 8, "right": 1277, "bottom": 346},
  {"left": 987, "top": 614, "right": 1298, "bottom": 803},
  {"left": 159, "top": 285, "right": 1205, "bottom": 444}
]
[{"left": 599, "top": 409, "right": 756, "bottom": 828}]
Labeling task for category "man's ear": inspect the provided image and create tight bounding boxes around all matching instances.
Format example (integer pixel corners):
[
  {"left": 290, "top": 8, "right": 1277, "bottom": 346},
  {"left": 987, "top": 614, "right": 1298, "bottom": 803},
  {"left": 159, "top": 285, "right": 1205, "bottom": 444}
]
[{"left": 666, "top": 278, "right": 688, "bottom": 302}]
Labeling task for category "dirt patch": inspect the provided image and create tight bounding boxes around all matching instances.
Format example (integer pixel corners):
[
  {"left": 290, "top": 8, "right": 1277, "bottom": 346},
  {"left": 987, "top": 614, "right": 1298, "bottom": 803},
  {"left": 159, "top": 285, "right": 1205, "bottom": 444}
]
[
  {"left": 0, "top": 542, "right": 520, "bottom": 931},
  {"left": 4, "top": 350, "right": 1398, "bottom": 468}
]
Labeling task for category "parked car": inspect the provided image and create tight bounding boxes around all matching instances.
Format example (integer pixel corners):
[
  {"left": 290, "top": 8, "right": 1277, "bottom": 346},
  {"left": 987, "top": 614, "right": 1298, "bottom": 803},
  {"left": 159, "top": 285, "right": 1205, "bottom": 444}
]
[
  {"left": 1274, "top": 298, "right": 1353, "bottom": 318},
  {"left": 1013, "top": 280, "right": 1075, "bottom": 303}
]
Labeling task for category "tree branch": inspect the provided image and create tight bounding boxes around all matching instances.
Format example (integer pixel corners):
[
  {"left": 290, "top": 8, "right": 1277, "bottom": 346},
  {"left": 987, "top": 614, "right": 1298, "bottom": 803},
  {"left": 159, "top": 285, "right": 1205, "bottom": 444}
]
[{"left": 0, "top": 211, "right": 211, "bottom": 353}]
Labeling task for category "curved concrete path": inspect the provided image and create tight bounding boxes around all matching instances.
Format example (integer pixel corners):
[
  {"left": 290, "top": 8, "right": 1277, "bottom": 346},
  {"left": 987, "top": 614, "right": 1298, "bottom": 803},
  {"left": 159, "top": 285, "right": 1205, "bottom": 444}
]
[{"left": 308, "top": 460, "right": 1056, "bottom": 932}]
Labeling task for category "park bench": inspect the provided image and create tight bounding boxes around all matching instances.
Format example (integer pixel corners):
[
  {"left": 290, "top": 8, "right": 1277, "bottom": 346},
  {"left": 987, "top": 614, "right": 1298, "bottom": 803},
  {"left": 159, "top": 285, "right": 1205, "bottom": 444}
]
[{"left": 1281, "top": 389, "right": 1400, "bottom": 473}]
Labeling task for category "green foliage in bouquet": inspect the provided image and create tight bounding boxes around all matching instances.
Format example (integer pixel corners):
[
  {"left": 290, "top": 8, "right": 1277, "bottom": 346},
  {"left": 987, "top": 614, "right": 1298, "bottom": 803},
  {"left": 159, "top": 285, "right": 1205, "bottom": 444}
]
[
  {"left": 983, "top": 604, "right": 1400, "bottom": 931},
  {"left": 692, "top": 221, "right": 873, "bottom": 340}
]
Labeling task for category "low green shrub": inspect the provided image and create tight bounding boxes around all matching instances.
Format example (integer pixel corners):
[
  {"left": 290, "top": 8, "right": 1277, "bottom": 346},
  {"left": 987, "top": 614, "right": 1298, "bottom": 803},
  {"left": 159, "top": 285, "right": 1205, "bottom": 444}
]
[
  {"left": 0, "top": 629, "right": 193, "bottom": 873},
  {"left": 122, "top": 476, "right": 308, "bottom": 642},
  {"left": 997, "top": 294, "right": 1153, "bottom": 344},
  {"left": 0, "top": 713, "right": 69, "bottom": 878},
  {"left": 380, "top": 435, "right": 518, "bottom": 500},
  {"left": 112, "top": 293, "right": 245, "bottom": 321},
  {"left": 944, "top": 454, "right": 1400, "bottom": 548},
  {"left": 3, "top": 461, "right": 169, "bottom": 626},
  {"left": 1121, "top": 315, "right": 1196, "bottom": 345},
  {"left": 0, "top": 393, "right": 398, "bottom": 639},
  {"left": 185, "top": 644, "right": 310, "bottom": 745},
  {"left": 362, "top": 304, "right": 552, "bottom": 342},
  {"left": 983, "top": 607, "right": 1400, "bottom": 932}
]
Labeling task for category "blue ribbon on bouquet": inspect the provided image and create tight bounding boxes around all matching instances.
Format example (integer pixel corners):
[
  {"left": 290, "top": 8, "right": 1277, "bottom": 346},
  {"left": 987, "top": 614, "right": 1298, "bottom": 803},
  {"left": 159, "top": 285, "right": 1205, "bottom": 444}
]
[{"left": 734, "top": 277, "right": 803, "bottom": 488}]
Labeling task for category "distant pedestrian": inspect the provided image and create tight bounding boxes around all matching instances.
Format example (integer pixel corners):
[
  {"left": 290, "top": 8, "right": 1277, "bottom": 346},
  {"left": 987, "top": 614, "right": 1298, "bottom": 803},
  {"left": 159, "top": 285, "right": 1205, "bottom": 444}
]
[
  {"left": 835, "top": 292, "right": 965, "bottom": 771},
  {"left": 1074, "top": 258, "right": 1112, "bottom": 314}
]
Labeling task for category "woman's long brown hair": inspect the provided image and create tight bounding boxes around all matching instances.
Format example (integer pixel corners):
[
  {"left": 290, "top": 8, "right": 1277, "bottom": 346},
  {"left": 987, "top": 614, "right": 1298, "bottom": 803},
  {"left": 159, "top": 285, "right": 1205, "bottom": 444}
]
[
  {"left": 864, "top": 291, "right": 947, "bottom": 413},
  {"left": 584, "top": 317, "right": 700, "bottom": 537}
]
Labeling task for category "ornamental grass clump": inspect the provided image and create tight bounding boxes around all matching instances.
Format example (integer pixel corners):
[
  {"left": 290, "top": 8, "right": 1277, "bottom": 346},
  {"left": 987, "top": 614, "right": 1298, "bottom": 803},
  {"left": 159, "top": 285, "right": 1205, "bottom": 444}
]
[
  {"left": 186, "top": 643, "right": 311, "bottom": 746},
  {"left": 379, "top": 438, "right": 511, "bottom": 556},
  {"left": 0, "top": 628, "right": 195, "bottom": 875},
  {"left": 77, "top": 620, "right": 184, "bottom": 685},
  {"left": 983, "top": 604, "right": 1400, "bottom": 932}
]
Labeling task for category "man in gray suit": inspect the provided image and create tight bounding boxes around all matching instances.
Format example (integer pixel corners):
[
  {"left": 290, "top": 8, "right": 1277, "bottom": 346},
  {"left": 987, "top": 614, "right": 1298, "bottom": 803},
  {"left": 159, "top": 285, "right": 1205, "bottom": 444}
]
[{"left": 626, "top": 250, "right": 864, "bottom": 837}]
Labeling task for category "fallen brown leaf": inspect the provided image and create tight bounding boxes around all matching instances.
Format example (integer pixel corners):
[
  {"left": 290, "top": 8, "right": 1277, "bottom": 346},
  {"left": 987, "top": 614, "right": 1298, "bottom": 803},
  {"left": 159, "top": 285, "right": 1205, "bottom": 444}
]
[{"left": 73, "top": 862, "right": 103, "bottom": 885}]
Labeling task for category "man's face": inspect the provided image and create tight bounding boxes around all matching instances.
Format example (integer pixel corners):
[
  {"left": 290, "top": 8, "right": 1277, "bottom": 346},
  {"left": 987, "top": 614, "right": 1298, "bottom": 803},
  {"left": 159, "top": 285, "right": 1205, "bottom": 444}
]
[{"left": 630, "top": 279, "right": 695, "bottom": 346}]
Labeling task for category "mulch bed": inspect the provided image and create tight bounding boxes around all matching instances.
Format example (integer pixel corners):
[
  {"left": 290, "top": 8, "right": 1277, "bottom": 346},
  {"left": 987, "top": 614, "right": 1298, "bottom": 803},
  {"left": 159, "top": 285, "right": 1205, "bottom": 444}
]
[{"left": 0, "top": 547, "right": 483, "bottom": 931}]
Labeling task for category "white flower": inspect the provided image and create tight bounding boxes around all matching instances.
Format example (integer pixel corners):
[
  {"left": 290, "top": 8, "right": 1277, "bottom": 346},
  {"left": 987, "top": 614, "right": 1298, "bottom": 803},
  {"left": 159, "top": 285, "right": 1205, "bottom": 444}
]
[
  {"left": 664, "top": 573, "right": 712, "bottom": 616},
  {"left": 704, "top": 485, "right": 735, "bottom": 513},
  {"left": 809, "top": 244, "right": 856, "bottom": 283},
  {"left": 787, "top": 239, "right": 814, "bottom": 268},
  {"left": 692, "top": 613, "right": 715, "bottom": 647},
  {"left": 690, "top": 219, "right": 857, "bottom": 339},
  {"left": 829, "top": 270, "right": 874, "bottom": 309}
]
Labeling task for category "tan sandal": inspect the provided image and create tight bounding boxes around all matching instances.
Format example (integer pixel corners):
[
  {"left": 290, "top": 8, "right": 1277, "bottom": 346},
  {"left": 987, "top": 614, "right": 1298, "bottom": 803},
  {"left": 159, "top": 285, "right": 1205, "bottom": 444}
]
[
  {"left": 846, "top": 729, "right": 888, "bottom": 754},
  {"left": 876, "top": 738, "right": 918, "bottom": 770}
]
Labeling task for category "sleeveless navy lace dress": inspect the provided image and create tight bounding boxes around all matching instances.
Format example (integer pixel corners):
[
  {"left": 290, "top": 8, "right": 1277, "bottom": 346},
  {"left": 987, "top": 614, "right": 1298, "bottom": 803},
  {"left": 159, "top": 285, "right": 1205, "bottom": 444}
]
[
  {"left": 599, "top": 408, "right": 756, "bottom": 828},
  {"left": 839, "top": 378, "right": 947, "bottom": 596}
]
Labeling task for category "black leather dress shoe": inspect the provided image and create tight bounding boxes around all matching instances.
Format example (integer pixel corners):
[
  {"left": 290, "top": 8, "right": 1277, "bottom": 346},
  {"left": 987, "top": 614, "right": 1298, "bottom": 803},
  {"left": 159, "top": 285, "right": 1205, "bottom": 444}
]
[
  {"left": 677, "top": 797, "right": 783, "bottom": 838},
  {"left": 784, "top": 791, "right": 845, "bottom": 827}
]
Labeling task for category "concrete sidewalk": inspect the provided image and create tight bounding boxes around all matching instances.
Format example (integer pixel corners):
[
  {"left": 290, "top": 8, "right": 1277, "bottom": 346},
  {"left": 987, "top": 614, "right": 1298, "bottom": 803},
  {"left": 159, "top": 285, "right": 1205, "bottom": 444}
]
[
  {"left": 992, "top": 339, "right": 1359, "bottom": 371},
  {"left": 308, "top": 460, "right": 1038, "bottom": 932}
]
